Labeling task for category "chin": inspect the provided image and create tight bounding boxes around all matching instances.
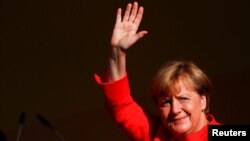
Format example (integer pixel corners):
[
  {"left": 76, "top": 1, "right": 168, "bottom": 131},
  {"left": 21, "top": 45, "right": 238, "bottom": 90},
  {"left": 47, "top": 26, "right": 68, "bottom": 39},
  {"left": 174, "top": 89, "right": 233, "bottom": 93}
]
[
  {"left": 171, "top": 126, "right": 190, "bottom": 135},
  {"left": 167, "top": 122, "right": 191, "bottom": 135}
]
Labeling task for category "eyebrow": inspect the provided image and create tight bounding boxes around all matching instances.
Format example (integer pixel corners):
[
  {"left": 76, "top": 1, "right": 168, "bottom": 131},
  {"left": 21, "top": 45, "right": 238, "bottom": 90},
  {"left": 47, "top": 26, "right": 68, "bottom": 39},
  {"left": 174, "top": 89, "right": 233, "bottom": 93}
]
[{"left": 175, "top": 93, "right": 190, "bottom": 97}]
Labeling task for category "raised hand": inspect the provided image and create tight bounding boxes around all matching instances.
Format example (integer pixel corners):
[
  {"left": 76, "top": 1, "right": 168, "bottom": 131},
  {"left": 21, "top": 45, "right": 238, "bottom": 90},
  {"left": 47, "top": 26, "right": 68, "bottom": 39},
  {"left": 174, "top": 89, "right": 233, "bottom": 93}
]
[
  {"left": 106, "top": 2, "right": 147, "bottom": 81},
  {"left": 111, "top": 2, "right": 148, "bottom": 50}
]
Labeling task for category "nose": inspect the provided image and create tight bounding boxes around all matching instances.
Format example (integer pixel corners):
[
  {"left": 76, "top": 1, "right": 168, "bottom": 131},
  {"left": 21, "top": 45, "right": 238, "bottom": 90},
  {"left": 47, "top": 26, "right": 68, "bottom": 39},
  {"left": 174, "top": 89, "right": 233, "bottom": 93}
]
[{"left": 170, "top": 98, "right": 182, "bottom": 115}]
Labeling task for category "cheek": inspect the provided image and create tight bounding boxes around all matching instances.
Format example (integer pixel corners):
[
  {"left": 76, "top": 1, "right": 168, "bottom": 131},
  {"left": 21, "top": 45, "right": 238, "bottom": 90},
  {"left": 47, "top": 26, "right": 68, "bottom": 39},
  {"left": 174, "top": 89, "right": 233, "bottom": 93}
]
[
  {"left": 158, "top": 107, "right": 170, "bottom": 119},
  {"left": 183, "top": 100, "right": 202, "bottom": 117},
  {"left": 184, "top": 103, "right": 194, "bottom": 112}
]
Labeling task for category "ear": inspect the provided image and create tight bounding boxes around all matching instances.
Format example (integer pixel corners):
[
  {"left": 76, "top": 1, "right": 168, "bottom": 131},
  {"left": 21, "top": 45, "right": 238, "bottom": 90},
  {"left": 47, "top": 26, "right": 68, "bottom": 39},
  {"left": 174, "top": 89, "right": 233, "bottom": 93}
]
[{"left": 200, "top": 95, "right": 207, "bottom": 111}]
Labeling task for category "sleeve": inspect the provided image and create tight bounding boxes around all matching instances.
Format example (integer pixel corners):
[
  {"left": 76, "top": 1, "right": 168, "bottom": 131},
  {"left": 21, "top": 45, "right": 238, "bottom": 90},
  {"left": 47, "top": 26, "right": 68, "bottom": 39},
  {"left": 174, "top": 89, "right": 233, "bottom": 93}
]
[{"left": 94, "top": 73, "right": 152, "bottom": 141}]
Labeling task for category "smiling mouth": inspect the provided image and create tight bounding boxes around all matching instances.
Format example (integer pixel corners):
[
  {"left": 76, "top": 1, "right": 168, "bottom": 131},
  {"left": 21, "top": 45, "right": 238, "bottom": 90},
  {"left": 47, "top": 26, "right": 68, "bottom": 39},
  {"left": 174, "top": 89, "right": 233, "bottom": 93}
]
[{"left": 169, "top": 116, "right": 188, "bottom": 124}]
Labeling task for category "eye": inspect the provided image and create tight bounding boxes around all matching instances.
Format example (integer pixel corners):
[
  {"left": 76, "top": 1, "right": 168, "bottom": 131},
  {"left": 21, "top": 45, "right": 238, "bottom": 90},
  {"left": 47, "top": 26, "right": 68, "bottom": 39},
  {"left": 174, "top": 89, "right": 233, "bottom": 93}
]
[
  {"left": 160, "top": 98, "right": 172, "bottom": 107},
  {"left": 180, "top": 97, "right": 188, "bottom": 100},
  {"left": 178, "top": 97, "right": 189, "bottom": 102}
]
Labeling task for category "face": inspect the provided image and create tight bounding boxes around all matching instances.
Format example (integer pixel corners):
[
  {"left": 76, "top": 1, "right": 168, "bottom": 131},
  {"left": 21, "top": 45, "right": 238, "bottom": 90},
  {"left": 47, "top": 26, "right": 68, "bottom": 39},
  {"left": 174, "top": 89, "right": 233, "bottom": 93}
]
[{"left": 157, "top": 79, "right": 207, "bottom": 136}]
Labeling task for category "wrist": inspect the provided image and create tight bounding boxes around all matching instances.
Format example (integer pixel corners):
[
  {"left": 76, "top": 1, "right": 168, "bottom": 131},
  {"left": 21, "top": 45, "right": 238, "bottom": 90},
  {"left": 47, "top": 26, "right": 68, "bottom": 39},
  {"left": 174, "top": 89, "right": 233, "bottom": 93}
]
[
  {"left": 110, "top": 46, "right": 126, "bottom": 58},
  {"left": 107, "top": 46, "right": 127, "bottom": 82}
]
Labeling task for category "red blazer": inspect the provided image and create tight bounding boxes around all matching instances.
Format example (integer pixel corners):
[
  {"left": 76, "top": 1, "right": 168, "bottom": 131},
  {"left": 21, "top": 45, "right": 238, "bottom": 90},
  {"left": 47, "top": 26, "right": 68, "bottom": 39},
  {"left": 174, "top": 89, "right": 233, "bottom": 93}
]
[{"left": 95, "top": 74, "right": 220, "bottom": 141}]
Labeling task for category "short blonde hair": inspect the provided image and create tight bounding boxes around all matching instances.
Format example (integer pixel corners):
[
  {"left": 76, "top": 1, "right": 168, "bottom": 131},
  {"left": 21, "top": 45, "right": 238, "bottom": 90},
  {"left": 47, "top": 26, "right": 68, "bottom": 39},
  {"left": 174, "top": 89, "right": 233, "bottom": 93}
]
[{"left": 151, "top": 60, "right": 212, "bottom": 113}]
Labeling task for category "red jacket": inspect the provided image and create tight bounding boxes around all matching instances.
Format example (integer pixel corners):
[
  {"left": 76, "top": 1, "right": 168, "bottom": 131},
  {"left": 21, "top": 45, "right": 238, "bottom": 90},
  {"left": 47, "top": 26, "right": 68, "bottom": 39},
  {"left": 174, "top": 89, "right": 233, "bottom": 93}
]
[{"left": 95, "top": 74, "right": 220, "bottom": 141}]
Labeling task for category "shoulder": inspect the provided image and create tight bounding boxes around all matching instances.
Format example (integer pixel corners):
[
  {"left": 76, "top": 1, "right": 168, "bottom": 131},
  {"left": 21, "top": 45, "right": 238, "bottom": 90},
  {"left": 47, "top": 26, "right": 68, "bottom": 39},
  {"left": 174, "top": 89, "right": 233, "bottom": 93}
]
[{"left": 207, "top": 113, "right": 221, "bottom": 125}]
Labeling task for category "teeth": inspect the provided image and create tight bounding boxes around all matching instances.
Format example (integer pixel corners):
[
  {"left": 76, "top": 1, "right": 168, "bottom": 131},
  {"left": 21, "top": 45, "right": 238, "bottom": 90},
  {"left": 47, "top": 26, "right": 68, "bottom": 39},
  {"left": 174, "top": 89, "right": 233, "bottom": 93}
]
[{"left": 176, "top": 117, "right": 184, "bottom": 120}]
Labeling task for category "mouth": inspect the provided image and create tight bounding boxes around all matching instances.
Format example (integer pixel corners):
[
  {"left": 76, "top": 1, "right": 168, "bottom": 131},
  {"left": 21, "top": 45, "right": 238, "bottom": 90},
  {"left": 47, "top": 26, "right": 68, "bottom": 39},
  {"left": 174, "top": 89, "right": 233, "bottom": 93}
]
[{"left": 169, "top": 116, "right": 188, "bottom": 124}]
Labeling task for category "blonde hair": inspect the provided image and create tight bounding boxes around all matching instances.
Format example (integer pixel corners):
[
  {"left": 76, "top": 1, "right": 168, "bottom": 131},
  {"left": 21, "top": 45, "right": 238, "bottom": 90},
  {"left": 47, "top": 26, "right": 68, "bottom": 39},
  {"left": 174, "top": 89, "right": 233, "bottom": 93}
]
[{"left": 151, "top": 60, "right": 212, "bottom": 113}]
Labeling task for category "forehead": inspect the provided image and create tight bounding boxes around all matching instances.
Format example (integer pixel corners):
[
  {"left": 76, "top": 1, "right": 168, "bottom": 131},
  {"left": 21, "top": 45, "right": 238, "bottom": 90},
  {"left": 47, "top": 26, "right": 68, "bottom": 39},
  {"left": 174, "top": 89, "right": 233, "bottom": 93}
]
[{"left": 164, "top": 77, "right": 196, "bottom": 97}]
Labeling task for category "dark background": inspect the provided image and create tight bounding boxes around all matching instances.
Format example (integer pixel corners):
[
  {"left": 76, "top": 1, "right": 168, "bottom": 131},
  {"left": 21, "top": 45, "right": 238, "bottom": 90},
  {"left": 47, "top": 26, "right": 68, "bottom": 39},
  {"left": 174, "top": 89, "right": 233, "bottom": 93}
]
[{"left": 1, "top": 0, "right": 250, "bottom": 140}]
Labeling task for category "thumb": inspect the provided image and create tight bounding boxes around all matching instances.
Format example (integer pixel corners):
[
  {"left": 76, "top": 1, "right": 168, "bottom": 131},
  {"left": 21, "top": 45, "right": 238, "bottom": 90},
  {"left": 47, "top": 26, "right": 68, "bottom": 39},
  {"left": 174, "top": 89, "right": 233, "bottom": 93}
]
[{"left": 134, "top": 30, "right": 148, "bottom": 42}]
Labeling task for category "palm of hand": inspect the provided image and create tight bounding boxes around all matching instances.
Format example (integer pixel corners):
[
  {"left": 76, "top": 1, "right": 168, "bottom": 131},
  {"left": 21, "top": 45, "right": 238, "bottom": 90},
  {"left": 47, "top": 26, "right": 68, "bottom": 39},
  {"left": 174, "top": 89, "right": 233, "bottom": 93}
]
[
  {"left": 111, "top": 21, "right": 138, "bottom": 49},
  {"left": 110, "top": 2, "right": 147, "bottom": 50}
]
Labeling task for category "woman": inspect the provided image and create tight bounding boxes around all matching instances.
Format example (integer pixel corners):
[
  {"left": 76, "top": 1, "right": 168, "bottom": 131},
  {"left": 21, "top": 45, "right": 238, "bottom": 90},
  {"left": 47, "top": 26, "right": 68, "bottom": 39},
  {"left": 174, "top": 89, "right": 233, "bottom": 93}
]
[{"left": 95, "top": 2, "right": 220, "bottom": 141}]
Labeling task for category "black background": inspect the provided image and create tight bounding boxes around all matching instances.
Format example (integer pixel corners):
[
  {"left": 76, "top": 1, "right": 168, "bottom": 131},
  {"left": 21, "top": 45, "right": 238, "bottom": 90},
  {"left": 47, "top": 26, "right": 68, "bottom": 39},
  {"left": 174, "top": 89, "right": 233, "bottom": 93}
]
[{"left": 1, "top": 0, "right": 250, "bottom": 140}]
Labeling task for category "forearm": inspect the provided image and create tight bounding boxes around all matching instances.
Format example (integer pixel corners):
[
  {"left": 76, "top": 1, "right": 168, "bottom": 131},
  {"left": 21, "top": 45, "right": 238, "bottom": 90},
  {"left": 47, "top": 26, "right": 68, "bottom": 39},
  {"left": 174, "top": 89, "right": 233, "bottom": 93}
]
[
  {"left": 106, "top": 46, "right": 127, "bottom": 82},
  {"left": 96, "top": 73, "right": 151, "bottom": 141}
]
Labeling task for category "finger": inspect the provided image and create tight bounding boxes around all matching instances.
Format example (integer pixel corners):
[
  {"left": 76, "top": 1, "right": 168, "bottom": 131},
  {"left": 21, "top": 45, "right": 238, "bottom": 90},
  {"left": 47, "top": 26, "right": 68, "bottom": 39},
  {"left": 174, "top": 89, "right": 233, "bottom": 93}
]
[
  {"left": 128, "top": 2, "right": 138, "bottom": 22},
  {"left": 134, "top": 7, "right": 144, "bottom": 26},
  {"left": 123, "top": 3, "right": 132, "bottom": 22},
  {"left": 116, "top": 8, "right": 122, "bottom": 23}
]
